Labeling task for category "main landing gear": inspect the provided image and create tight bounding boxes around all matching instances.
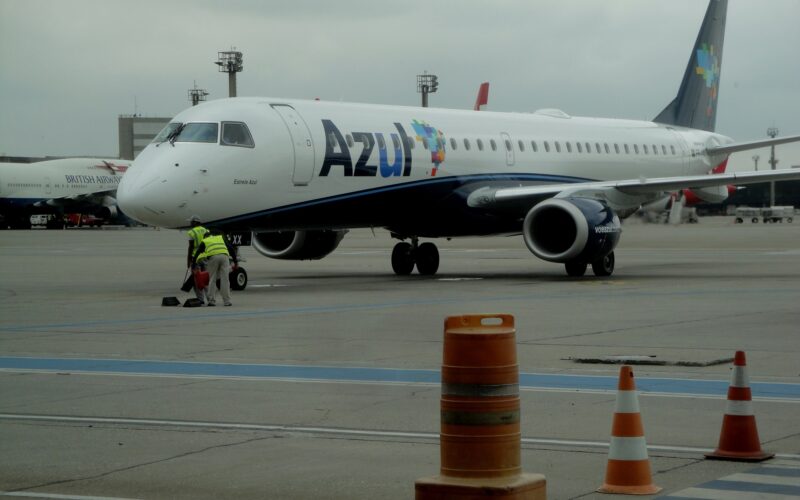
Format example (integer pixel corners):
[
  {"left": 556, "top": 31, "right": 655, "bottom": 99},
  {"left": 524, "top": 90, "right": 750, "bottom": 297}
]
[
  {"left": 564, "top": 251, "right": 615, "bottom": 277},
  {"left": 391, "top": 237, "right": 440, "bottom": 276}
]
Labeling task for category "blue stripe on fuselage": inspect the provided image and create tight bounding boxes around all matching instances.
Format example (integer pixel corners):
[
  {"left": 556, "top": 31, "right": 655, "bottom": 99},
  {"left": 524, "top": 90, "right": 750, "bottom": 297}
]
[{"left": 213, "top": 172, "right": 592, "bottom": 233}]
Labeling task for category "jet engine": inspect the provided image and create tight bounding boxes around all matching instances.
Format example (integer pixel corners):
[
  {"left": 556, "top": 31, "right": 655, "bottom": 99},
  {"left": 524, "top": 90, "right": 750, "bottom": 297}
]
[
  {"left": 96, "top": 205, "right": 118, "bottom": 220},
  {"left": 252, "top": 229, "right": 347, "bottom": 260},
  {"left": 522, "top": 197, "right": 621, "bottom": 263}
]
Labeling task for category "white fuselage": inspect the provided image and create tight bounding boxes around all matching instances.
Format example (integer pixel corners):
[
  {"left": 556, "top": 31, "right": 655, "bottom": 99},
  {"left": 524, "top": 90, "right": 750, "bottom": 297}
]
[{"left": 117, "top": 97, "right": 732, "bottom": 233}]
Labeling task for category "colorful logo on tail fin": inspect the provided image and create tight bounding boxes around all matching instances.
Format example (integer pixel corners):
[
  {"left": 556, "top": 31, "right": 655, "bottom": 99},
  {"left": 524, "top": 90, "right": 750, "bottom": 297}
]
[
  {"left": 411, "top": 119, "right": 445, "bottom": 176},
  {"left": 695, "top": 43, "right": 720, "bottom": 117}
]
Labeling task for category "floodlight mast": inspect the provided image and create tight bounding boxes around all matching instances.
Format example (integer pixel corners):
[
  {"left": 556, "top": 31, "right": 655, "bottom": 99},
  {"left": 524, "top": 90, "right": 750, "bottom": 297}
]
[
  {"left": 188, "top": 82, "right": 209, "bottom": 106},
  {"left": 767, "top": 126, "right": 779, "bottom": 206},
  {"left": 215, "top": 50, "right": 243, "bottom": 97},
  {"left": 417, "top": 72, "right": 438, "bottom": 108}
]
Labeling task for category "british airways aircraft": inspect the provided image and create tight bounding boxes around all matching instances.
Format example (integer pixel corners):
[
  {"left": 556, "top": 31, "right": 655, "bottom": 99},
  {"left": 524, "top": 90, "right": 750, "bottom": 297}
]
[
  {"left": 118, "top": 0, "right": 800, "bottom": 277},
  {"left": 1, "top": 158, "right": 131, "bottom": 229}
]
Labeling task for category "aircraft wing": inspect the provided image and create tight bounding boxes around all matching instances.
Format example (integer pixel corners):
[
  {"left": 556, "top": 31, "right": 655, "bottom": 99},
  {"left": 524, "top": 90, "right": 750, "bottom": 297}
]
[
  {"left": 467, "top": 168, "right": 800, "bottom": 210},
  {"left": 707, "top": 134, "right": 800, "bottom": 156},
  {"left": 33, "top": 190, "right": 117, "bottom": 212}
]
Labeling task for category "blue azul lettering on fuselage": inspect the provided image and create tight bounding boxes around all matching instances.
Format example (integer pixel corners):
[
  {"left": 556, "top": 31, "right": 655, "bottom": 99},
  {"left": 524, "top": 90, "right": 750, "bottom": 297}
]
[{"left": 320, "top": 120, "right": 412, "bottom": 177}]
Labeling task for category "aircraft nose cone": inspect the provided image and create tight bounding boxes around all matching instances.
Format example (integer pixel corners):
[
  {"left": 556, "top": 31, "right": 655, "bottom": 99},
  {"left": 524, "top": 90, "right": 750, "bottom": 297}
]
[{"left": 116, "top": 174, "right": 142, "bottom": 222}]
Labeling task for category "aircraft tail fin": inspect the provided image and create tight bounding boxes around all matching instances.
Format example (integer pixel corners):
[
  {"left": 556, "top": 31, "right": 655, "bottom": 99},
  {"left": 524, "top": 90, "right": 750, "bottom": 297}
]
[
  {"left": 654, "top": 0, "right": 727, "bottom": 132},
  {"left": 474, "top": 82, "right": 489, "bottom": 111}
]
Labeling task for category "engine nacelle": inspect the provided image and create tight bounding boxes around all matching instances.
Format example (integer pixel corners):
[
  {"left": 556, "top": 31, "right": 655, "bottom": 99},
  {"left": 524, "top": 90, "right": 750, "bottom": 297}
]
[
  {"left": 252, "top": 230, "right": 347, "bottom": 260},
  {"left": 96, "top": 205, "right": 118, "bottom": 220},
  {"left": 523, "top": 197, "right": 621, "bottom": 263}
]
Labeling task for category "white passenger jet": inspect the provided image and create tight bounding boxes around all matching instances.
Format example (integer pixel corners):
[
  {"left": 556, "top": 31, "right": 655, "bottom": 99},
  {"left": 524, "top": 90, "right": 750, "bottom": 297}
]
[
  {"left": 118, "top": 0, "right": 800, "bottom": 277},
  {"left": 0, "top": 158, "right": 131, "bottom": 229}
]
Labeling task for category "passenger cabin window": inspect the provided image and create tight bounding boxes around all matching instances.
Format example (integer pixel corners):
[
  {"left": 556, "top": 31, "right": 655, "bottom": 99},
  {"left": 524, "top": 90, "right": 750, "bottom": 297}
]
[
  {"left": 634, "top": 144, "right": 640, "bottom": 154},
  {"left": 652, "top": 144, "right": 658, "bottom": 155},
  {"left": 153, "top": 122, "right": 182, "bottom": 143},
  {"left": 604, "top": 143, "right": 610, "bottom": 154},
  {"left": 624, "top": 144, "right": 630, "bottom": 154},
  {"left": 477, "top": 139, "right": 484, "bottom": 151},
  {"left": 518, "top": 140, "right": 525, "bottom": 152},
  {"left": 670, "top": 145, "right": 676, "bottom": 155},
  {"left": 544, "top": 141, "right": 550, "bottom": 153},
  {"left": 643, "top": 145, "right": 649, "bottom": 155},
  {"left": 346, "top": 134, "right": 354, "bottom": 148},
  {"left": 175, "top": 122, "right": 219, "bottom": 143},
  {"left": 662, "top": 145, "right": 668, "bottom": 155},
  {"left": 555, "top": 141, "right": 561, "bottom": 153},
  {"left": 614, "top": 144, "right": 620, "bottom": 154},
  {"left": 377, "top": 135, "right": 386, "bottom": 149},
  {"left": 392, "top": 135, "right": 401, "bottom": 150},
  {"left": 464, "top": 138, "right": 471, "bottom": 151},
  {"left": 506, "top": 140, "right": 512, "bottom": 152},
  {"left": 531, "top": 141, "right": 538, "bottom": 152},
  {"left": 221, "top": 122, "right": 255, "bottom": 147},
  {"left": 573, "top": 142, "right": 579, "bottom": 153},
  {"left": 490, "top": 139, "right": 497, "bottom": 151},
  {"left": 450, "top": 138, "right": 457, "bottom": 150}
]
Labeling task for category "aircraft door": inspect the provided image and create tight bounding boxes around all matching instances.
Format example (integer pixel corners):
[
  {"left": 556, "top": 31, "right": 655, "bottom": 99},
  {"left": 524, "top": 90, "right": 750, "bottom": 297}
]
[
  {"left": 45, "top": 176, "right": 52, "bottom": 195},
  {"left": 271, "top": 104, "right": 316, "bottom": 185},
  {"left": 500, "top": 133, "right": 515, "bottom": 166}
]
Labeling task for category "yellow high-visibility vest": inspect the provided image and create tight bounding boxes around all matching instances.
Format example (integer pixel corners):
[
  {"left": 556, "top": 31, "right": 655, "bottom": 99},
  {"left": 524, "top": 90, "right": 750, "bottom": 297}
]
[
  {"left": 187, "top": 226, "right": 208, "bottom": 247},
  {"left": 197, "top": 234, "right": 229, "bottom": 261}
]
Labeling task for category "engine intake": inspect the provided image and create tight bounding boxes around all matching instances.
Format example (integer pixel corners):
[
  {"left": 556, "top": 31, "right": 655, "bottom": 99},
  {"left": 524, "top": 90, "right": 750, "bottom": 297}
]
[
  {"left": 523, "top": 198, "right": 621, "bottom": 263},
  {"left": 252, "top": 230, "right": 347, "bottom": 260}
]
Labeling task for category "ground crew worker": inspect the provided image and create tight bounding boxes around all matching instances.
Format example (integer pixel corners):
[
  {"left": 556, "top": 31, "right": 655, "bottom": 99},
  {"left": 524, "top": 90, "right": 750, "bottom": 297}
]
[
  {"left": 186, "top": 217, "right": 209, "bottom": 304},
  {"left": 194, "top": 228, "right": 238, "bottom": 306}
]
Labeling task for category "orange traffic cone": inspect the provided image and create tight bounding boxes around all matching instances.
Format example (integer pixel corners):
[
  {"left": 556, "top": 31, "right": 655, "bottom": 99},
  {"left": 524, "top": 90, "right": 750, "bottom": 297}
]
[
  {"left": 597, "top": 365, "right": 661, "bottom": 495},
  {"left": 706, "top": 351, "right": 774, "bottom": 462}
]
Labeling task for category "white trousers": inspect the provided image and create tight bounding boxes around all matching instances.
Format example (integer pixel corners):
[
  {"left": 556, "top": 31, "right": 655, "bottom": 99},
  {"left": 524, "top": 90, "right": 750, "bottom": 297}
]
[{"left": 205, "top": 254, "right": 231, "bottom": 304}]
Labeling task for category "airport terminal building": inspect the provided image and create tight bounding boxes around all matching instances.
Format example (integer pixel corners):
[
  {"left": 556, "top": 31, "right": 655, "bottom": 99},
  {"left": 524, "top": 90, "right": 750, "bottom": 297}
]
[{"left": 118, "top": 115, "right": 170, "bottom": 160}]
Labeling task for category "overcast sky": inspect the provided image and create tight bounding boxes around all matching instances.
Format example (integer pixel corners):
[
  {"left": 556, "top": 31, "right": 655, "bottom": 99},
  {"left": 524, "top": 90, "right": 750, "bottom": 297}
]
[{"left": 1, "top": 0, "right": 798, "bottom": 168}]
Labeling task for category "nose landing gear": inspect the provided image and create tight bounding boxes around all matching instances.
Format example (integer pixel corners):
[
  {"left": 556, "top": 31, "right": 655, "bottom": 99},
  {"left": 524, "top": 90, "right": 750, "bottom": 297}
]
[{"left": 391, "top": 237, "right": 440, "bottom": 276}]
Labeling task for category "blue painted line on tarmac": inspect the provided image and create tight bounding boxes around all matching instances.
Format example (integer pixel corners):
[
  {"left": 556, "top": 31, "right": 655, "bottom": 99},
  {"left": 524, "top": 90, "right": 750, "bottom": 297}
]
[
  {"left": 1, "top": 357, "right": 799, "bottom": 400},
  {"left": 696, "top": 479, "right": 800, "bottom": 496},
  {"left": 748, "top": 466, "right": 800, "bottom": 478}
]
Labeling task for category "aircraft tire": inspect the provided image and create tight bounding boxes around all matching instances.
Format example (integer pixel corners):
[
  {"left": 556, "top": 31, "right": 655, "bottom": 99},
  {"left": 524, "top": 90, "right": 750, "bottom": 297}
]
[
  {"left": 391, "top": 242, "right": 415, "bottom": 275},
  {"left": 230, "top": 266, "right": 248, "bottom": 291},
  {"left": 591, "top": 252, "right": 615, "bottom": 277},
  {"left": 565, "top": 260, "right": 587, "bottom": 277},
  {"left": 415, "top": 242, "right": 439, "bottom": 276}
]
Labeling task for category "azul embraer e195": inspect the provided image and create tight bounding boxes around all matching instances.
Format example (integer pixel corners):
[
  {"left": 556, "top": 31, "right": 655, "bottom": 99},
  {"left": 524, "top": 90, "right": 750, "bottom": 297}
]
[{"left": 118, "top": 0, "right": 800, "bottom": 278}]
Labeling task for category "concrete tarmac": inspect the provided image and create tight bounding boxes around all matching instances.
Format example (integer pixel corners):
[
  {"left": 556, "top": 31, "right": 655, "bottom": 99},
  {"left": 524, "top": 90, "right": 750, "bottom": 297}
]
[{"left": 1, "top": 217, "right": 799, "bottom": 499}]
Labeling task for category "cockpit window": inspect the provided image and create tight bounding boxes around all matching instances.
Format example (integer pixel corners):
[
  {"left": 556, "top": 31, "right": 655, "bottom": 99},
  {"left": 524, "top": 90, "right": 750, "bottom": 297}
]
[
  {"left": 153, "top": 122, "right": 183, "bottom": 143},
  {"left": 174, "top": 122, "right": 219, "bottom": 143},
  {"left": 221, "top": 122, "right": 255, "bottom": 148}
]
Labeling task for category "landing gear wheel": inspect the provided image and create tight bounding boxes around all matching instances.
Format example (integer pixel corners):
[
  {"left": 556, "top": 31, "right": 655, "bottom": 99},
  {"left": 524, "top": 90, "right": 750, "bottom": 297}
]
[
  {"left": 230, "top": 266, "right": 248, "bottom": 291},
  {"left": 391, "top": 242, "right": 415, "bottom": 275},
  {"left": 565, "top": 260, "right": 587, "bottom": 277},
  {"left": 591, "top": 252, "right": 615, "bottom": 277},
  {"left": 415, "top": 242, "right": 440, "bottom": 276}
]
